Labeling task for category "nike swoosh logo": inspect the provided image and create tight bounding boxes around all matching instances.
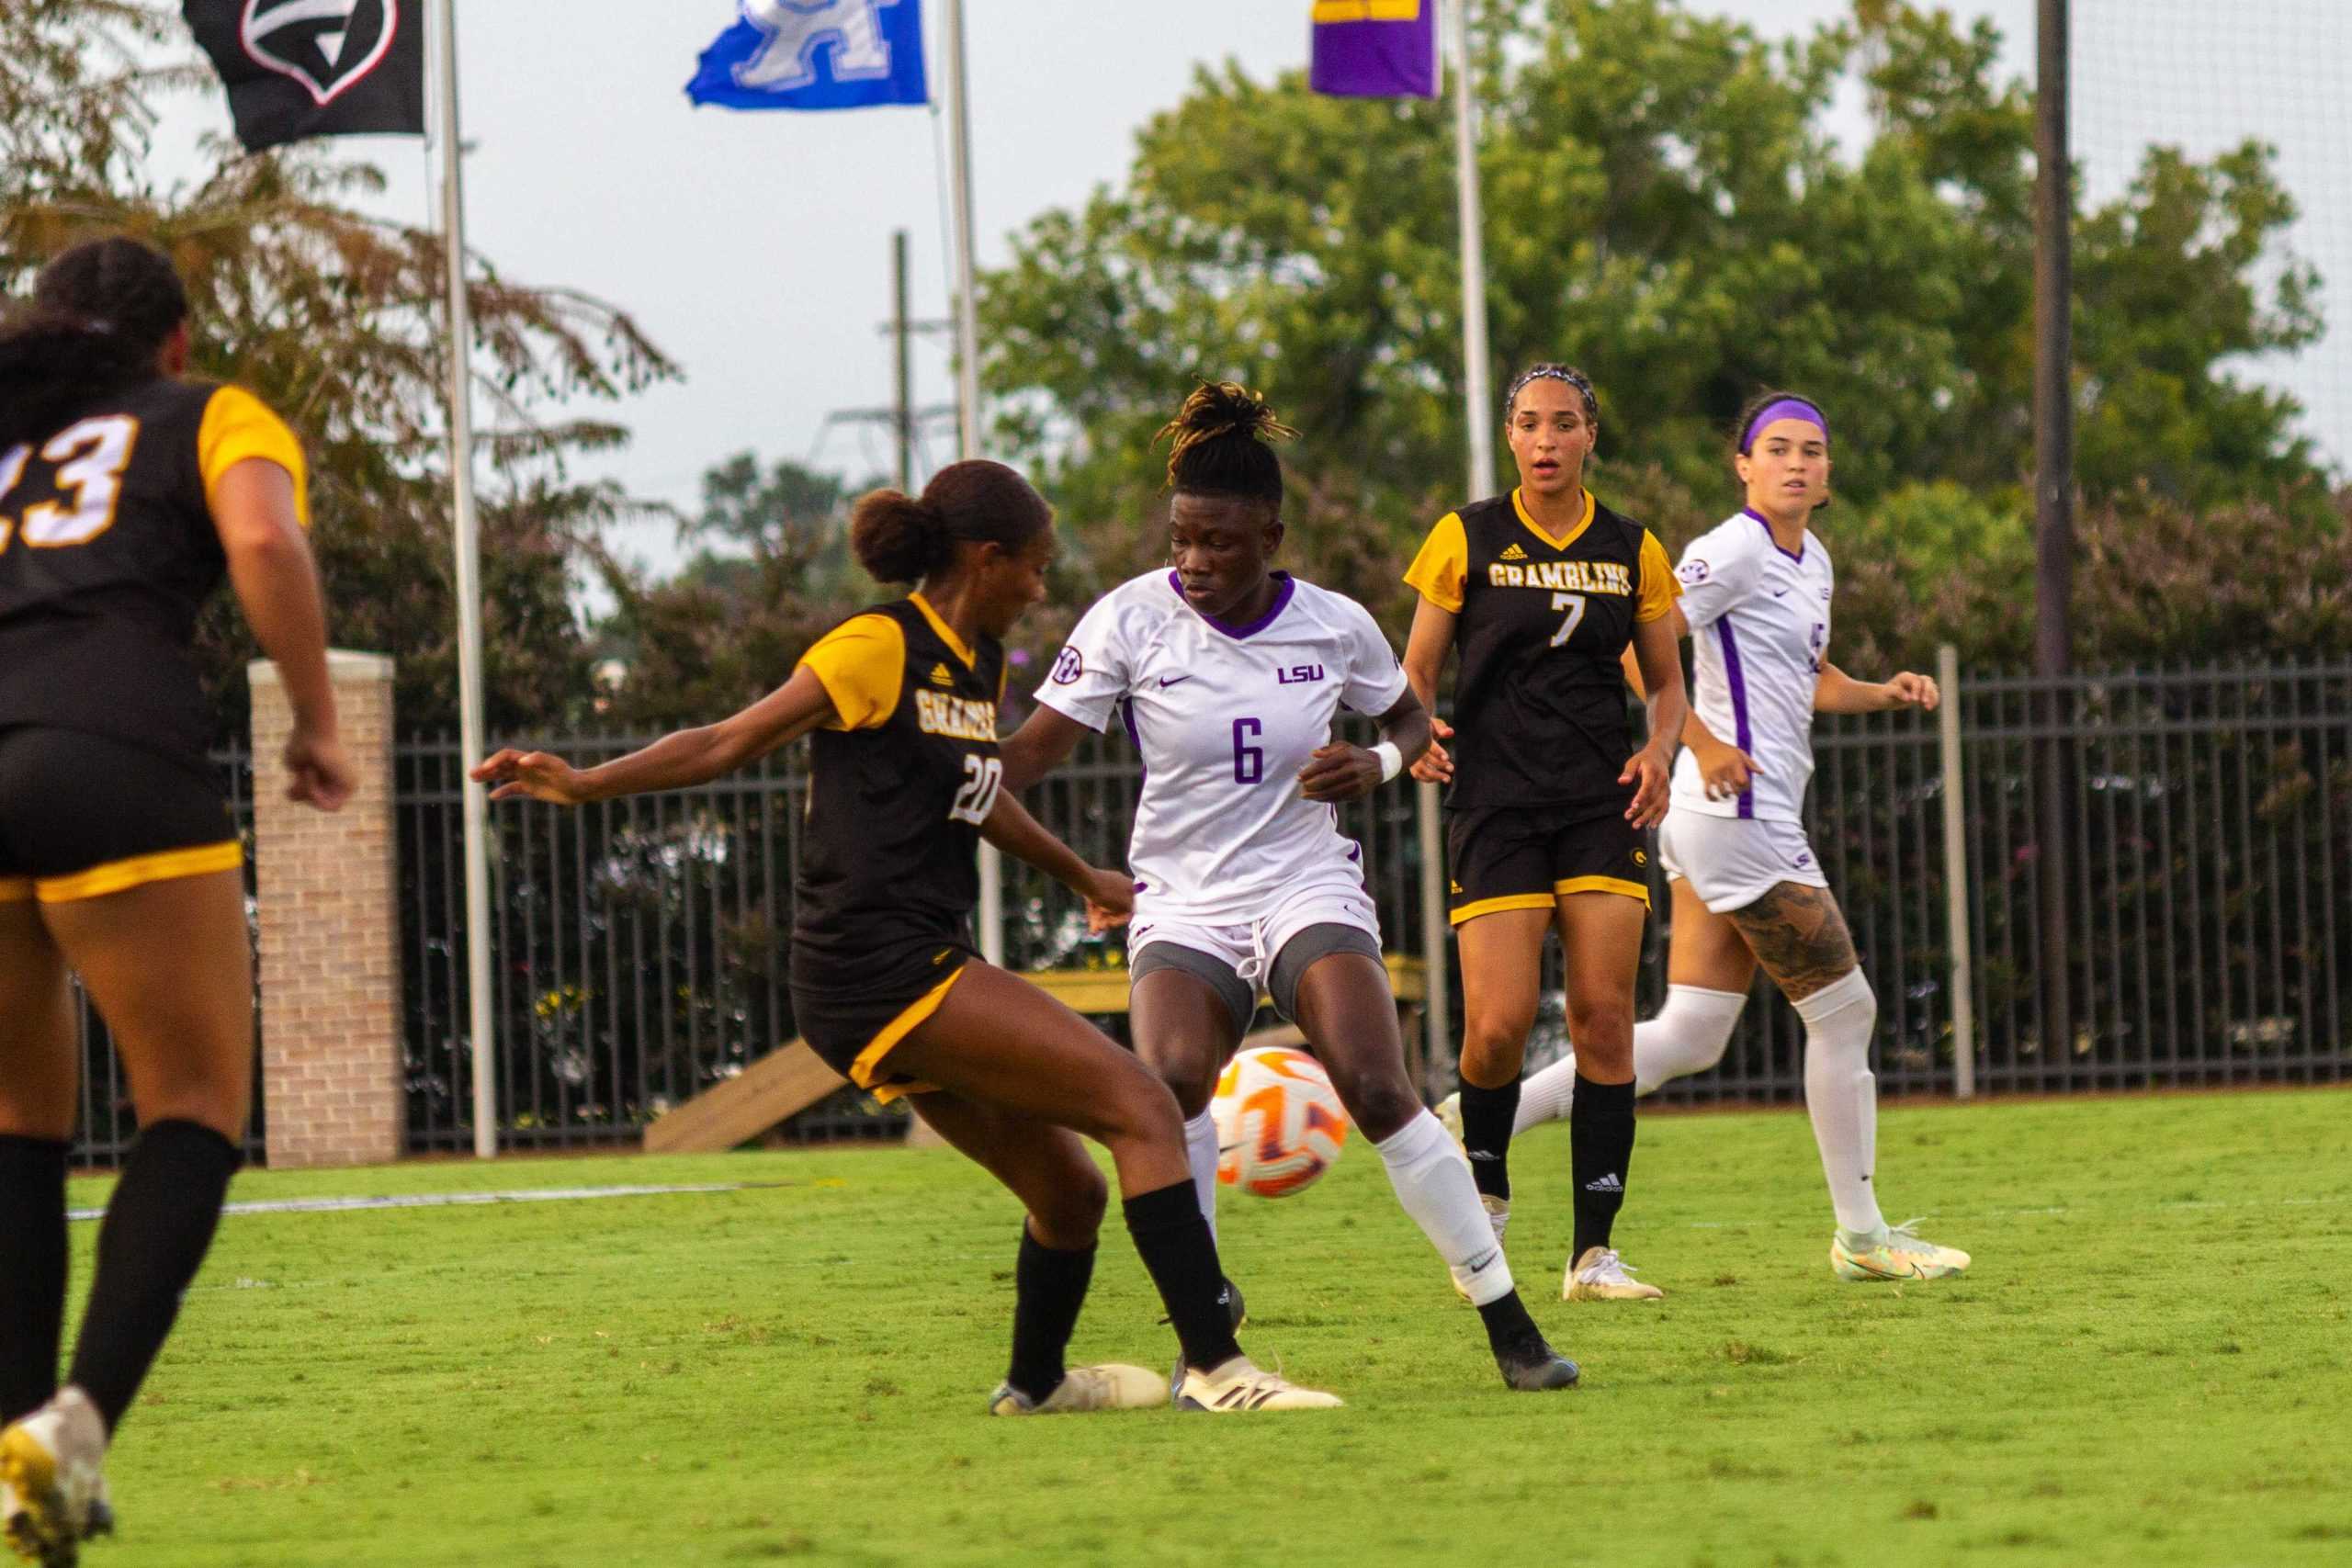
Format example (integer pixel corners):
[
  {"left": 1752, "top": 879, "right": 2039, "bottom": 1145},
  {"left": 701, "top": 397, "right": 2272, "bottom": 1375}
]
[
  {"left": 1771, "top": 587, "right": 1792, "bottom": 597},
  {"left": 1159, "top": 675, "right": 1194, "bottom": 687}
]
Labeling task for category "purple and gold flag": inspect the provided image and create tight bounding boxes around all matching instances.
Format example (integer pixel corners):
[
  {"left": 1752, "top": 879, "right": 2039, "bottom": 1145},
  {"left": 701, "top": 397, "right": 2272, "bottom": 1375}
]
[{"left": 1309, "top": 0, "right": 1437, "bottom": 100}]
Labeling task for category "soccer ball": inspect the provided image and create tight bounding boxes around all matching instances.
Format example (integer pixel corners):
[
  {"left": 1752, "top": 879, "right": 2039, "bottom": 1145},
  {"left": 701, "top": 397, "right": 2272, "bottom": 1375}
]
[{"left": 1211, "top": 1046, "right": 1349, "bottom": 1198}]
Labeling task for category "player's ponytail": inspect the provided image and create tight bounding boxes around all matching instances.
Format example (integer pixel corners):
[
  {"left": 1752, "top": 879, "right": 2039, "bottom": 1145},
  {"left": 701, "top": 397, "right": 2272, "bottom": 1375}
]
[
  {"left": 849, "top": 458, "right": 1053, "bottom": 585},
  {"left": 1159, "top": 381, "right": 1295, "bottom": 509},
  {"left": 0, "top": 236, "right": 188, "bottom": 451}
]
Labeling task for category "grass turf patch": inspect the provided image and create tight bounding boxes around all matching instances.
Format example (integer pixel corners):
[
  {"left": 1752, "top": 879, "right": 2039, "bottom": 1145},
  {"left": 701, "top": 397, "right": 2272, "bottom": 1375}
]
[{"left": 63, "top": 1088, "right": 2352, "bottom": 1566}]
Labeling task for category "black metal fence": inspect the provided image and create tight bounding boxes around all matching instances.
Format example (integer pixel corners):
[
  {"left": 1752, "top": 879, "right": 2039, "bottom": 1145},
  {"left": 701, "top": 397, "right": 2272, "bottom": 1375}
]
[
  {"left": 1663, "top": 659, "right": 2352, "bottom": 1104},
  {"left": 60, "top": 660, "right": 2352, "bottom": 1163},
  {"left": 68, "top": 747, "right": 260, "bottom": 1169}
]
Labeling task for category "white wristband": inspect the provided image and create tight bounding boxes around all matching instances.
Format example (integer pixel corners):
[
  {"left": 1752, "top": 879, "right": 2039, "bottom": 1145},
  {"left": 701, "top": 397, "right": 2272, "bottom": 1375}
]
[{"left": 1372, "top": 740, "right": 1405, "bottom": 784}]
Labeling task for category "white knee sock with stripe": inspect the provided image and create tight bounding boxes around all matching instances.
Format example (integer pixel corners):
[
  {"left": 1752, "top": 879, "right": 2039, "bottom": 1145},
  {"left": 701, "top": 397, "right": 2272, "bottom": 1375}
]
[
  {"left": 1511, "top": 984, "right": 1748, "bottom": 1133},
  {"left": 1183, "top": 1110, "right": 1221, "bottom": 1244},
  {"left": 1795, "top": 967, "right": 1886, "bottom": 1237},
  {"left": 1377, "top": 1110, "right": 1515, "bottom": 1306}
]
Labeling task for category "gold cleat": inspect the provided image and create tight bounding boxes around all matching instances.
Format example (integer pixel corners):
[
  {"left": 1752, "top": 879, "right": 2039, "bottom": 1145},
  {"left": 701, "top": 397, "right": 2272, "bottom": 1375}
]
[
  {"left": 1173, "top": 1357, "right": 1343, "bottom": 1412},
  {"left": 989, "top": 1363, "right": 1169, "bottom": 1416},
  {"left": 1830, "top": 1220, "right": 1970, "bottom": 1281},
  {"left": 1564, "top": 1245, "right": 1664, "bottom": 1302},
  {"left": 1, "top": 1390, "right": 110, "bottom": 1568}
]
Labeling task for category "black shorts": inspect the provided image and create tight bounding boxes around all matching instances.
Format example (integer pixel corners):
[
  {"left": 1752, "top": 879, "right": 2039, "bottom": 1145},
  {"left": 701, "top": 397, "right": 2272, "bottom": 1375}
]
[
  {"left": 787, "top": 936, "right": 977, "bottom": 1102},
  {"left": 1444, "top": 804, "right": 1652, "bottom": 926},
  {"left": 0, "top": 727, "right": 243, "bottom": 905}
]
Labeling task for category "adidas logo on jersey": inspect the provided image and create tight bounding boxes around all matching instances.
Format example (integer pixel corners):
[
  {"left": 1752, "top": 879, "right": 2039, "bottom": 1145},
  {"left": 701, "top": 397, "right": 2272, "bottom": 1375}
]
[
  {"left": 929, "top": 662, "right": 956, "bottom": 688},
  {"left": 1499, "top": 542, "right": 1528, "bottom": 561}
]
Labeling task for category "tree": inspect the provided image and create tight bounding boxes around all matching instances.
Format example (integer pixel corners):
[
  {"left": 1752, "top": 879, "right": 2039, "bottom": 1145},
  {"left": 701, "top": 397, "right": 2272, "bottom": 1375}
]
[
  {"left": 3, "top": 0, "right": 679, "bottom": 741},
  {"left": 978, "top": 0, "right": 2338, "bottom": 663},
  {"left": 590, "top": 455, "right": 855, "bottom": 728}
]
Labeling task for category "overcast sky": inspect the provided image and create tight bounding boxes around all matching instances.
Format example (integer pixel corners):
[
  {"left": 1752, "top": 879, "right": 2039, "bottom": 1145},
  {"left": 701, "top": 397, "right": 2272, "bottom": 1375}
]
[{"left": 145, "top": 1, "right": 2344, "bottom": 583}]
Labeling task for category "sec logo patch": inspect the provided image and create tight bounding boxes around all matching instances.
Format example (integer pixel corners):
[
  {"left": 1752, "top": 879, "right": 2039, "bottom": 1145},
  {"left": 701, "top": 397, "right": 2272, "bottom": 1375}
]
[
  {"left": 1677, "top": 558, "right": 1711, "bottom": 586},
  {"left": 1050, "top": 647, "right": 1084, "bottom": 685}
]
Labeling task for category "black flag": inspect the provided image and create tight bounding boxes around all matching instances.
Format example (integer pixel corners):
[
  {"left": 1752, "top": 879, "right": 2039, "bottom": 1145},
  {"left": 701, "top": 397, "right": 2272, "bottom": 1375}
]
[{"left": 183, "top": 0, "right": 424, "bottom": 152}]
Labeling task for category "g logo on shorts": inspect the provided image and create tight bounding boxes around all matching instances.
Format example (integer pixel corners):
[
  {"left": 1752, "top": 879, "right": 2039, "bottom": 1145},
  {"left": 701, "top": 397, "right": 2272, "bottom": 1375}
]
[{"left": 1050, "top": 647, "right": 1084, "bottom": 685}]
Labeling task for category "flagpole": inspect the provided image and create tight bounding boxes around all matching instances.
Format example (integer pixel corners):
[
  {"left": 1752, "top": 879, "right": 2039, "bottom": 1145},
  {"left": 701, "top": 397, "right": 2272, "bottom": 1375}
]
[
  {"left": 940, "top": 0, "right": 1004, "bottom": 968},
  {"left": 434, "top": 0, "right": 498, "bottom": 1159},
  {"left": 1422, "top": 0, "right": 1494, "bottom": 1086}
]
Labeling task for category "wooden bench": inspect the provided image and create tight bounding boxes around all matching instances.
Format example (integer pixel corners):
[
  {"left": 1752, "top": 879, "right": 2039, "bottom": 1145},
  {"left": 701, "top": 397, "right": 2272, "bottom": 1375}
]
[{"left": 641, "top": 955, "right": 1428, "bottom": 1155}]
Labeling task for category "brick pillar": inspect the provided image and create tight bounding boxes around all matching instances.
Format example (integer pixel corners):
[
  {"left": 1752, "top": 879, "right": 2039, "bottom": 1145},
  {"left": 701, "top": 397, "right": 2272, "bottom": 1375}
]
[{"left": 248, "top": 650, "right": 402, "bottom": 1168}]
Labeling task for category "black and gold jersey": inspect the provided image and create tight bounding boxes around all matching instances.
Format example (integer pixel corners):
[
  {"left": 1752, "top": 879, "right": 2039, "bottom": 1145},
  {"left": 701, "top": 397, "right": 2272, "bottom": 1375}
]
[
  {"left": 0, "top": 377, "right": 309, "bottom": 767},
  {"left": 1405, "top": 488, "right": 1677, "bottom": 813},
  {"left": 787, "top": 592, "right": 1008, "bottom": 998}
]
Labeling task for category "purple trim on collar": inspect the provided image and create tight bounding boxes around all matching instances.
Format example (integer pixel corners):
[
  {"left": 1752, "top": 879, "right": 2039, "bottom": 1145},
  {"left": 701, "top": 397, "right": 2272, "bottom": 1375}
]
[
  {"left": 1741, "top": 507, "right": 1806, "bottom": 563},
  {"left": 1169, "top": 570, "right": 1296, "bottom": 639}
]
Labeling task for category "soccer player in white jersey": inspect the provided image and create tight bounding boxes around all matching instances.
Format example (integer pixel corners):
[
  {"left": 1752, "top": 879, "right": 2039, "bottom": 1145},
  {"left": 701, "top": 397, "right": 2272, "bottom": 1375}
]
[
  {"left": 1002, "top": 384, "right": 1579, "bottom": 1392},
  {"left": 1485, "top": 391, "right": 1970, "bottom": 1281}
]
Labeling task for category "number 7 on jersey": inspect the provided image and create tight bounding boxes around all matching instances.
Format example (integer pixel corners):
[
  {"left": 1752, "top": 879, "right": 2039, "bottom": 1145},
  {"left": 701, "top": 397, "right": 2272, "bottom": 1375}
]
[{"left": 1549, "top": 592, "right": 1587, "bottom": 647}]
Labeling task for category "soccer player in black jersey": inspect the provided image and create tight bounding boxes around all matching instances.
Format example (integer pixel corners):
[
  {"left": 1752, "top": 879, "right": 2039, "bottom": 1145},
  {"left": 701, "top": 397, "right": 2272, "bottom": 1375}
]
[
  {"left": 0, "top": 238, "right": 355, "bottom": 1565},
  {"left": 1401, "top": 363, "right": 1689, "bottom": 1309},
  {"left": 475, "top": 461, "right": 1339, "bottom": 1416}
]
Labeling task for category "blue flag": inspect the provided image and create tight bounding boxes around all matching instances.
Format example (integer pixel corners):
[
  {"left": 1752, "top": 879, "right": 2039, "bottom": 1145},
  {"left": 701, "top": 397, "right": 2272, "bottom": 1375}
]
[{"left": 686, "top": 0, "right": 927, "bottom": 111}]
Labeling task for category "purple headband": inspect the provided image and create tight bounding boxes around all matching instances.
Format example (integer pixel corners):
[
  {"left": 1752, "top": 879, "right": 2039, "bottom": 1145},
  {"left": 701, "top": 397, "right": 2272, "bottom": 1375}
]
[{"left": 1740, "top": 398, "right": 1828, "bottom": 454}]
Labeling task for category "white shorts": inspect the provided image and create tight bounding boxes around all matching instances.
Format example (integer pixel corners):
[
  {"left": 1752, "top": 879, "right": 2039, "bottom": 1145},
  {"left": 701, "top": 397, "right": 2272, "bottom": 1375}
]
[
  {"left": 1656, "top": 809, "right": 1829, "bottom": 914},
  {"left": 1129, "top": 877, "right": 1381, "bottom": 998}
]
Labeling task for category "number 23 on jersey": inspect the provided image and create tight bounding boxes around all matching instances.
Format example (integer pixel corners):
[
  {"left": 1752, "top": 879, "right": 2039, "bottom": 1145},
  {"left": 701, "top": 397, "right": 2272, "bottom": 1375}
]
[{"left": 0, "top": 414, "right": 141, "bottom": 553}]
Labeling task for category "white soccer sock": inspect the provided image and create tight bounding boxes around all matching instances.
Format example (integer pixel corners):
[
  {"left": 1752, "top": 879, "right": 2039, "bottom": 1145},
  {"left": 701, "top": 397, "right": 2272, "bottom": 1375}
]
[
  {"left": 1634, "top": 985, "right": 1749, "bottom": 1096},
  {"left": 1510, "top": 984, "right": 1749, "bottom": 1134},
  {"left": 1512, "top": 1054, "right": 1577, "bottom": 1134},
  {"left": 1183, "top": 1110, "right": 1221, "bottom": 1243},
  {"left": 1376, "top": 1110, "right": 1516, "bottom": 1306},
  {"left": 1794, "top": 967, "right": 1886, "bottom": 1237}
]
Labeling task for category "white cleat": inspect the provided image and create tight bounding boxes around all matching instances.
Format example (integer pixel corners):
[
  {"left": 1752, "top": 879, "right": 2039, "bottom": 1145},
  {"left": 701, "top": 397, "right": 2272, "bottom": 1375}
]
[
  {"left": 989, "top": 1363, "right": 1168, "bottom": 1416},
  {"left": 1564, "top": 1246, "right": 1665, "bottom": 1303},
  {"left": 2, "top": 1388, "right": 111, "bottom": 1568},
  {"left": 1173, "top": 1357, "right": 1343, "bottom": 1412}
]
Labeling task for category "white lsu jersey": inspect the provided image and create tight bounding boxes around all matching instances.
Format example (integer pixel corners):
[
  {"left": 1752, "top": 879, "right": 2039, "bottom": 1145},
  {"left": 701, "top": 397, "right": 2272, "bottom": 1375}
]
[
  {"left": 1036, "top": 570, "right": 1410, "bottom": 924},
  {"left": 1669, "top": 510, "right": 1836, "bottom": 823}
]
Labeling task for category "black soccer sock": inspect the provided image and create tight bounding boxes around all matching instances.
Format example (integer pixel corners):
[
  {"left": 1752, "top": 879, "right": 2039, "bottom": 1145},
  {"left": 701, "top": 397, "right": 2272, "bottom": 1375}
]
[
  {"left": 1456, "top": 1078, "right": 1521, "bottom": 1202},
  {"left": 0, "top": 1135, "right": 71, "bottom": 1424},
  {"left": 1474, "top": 1287, "right": 1543, "bottom": 1356},
  {"left": 1568, "top": 1075, "right": 1635, "bottom": 1262},
  {"left": 1006, "top": 1225, "right": 1096, "bottom": 1404},
  {"left": 1123, "top": 1181, "right": 1242, "bottom": 1374},
  {"left": 65, "top": 1119, "right": 240, "bottom": 1434}
]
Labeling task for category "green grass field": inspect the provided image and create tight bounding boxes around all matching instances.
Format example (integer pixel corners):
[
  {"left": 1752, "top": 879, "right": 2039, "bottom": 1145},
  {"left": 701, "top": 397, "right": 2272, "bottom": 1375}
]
[{"left": 57, "top": 1088, "right": 2352, "bottom": 1567}]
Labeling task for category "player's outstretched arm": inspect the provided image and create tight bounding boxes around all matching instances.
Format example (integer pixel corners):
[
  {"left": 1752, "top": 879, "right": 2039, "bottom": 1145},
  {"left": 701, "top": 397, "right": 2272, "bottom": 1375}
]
[
  {"left": 979, "top": 791, "right": 1133, "bottom": 926},
  {"left": 1815, "top": 660, "right": 1939, "bottom": 715},
  {"left": 472, "top": 665, "right": 839, "bottom": 806},
  {"left": 998, "top": 705, "right": 1092, "bottom": 794}
]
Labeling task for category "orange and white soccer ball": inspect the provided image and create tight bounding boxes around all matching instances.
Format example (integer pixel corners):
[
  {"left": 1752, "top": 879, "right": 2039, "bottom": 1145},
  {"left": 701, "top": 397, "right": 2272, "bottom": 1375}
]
[{"left": 1211, "top": 1046, "right": 1349, "bottom": 1198}]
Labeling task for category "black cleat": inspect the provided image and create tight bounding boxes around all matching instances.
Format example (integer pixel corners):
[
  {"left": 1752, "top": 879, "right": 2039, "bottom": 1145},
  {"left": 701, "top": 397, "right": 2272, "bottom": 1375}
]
[{"left": 1496, "top": 1333, "right": 1580, "bottom": 1392}]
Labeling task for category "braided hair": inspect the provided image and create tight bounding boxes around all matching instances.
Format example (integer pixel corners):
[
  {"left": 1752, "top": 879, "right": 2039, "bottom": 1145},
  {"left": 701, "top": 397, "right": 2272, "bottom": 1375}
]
[
  {"left": 1157, "top": 382, "right": 1296, "bottom": 510},
  {"left": 0, "top": 237, "right": 188, "bottom": 451}
]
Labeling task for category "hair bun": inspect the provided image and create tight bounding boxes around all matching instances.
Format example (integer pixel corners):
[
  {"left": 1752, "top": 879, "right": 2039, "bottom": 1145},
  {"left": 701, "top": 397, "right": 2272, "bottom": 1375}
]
[{"left": 848, "top": 488, "right": 944, "bottom": 584}]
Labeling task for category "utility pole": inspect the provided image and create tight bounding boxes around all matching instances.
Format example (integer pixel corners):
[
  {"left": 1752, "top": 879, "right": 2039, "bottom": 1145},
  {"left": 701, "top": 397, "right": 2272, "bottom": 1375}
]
[
  {"left": 2033, "top": 0, "right": 2075, "bottom": 1058},
  {"left": 892, "top": 228, "right": 913, "bottom": 492},
  {"left": 820, "top": 231, "right": 955, "bottom": 484}
]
